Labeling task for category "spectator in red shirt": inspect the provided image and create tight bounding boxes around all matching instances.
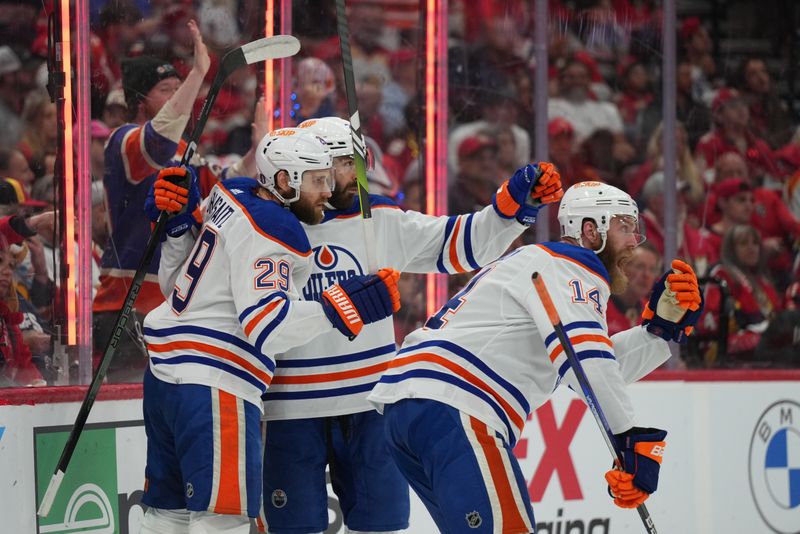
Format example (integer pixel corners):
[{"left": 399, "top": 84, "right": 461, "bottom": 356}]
[
  {"left": 640, "top": 171, "right": 717, "bottom": 275},
  {"left": 736, "top": 56, "right": 794, "bottom": 149},
  {"left": 705, "top": 224, "right": 784, "bottom": 361},
  {"left": 607, "top": 241, "right": 662, "bottom": 335},
  {"left": 700, "top": 153, "right": 800, "bottom": 286},
  {"left": 695, "top": 88, "right": 779, "bottom": 183}
]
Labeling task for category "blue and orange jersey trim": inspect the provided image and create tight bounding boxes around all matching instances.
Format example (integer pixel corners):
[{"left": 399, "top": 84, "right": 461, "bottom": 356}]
[
  {"left": 216, "top": 178, "right": 312, "bottom": 257},
  {"left": 535, "top": 242, "right": 610, "bottom": 288}
]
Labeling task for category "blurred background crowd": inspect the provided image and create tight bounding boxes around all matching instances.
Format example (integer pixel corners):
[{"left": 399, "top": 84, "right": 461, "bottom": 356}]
[{"left": 0, "top": 0, "right": 799, "bottom": 387}]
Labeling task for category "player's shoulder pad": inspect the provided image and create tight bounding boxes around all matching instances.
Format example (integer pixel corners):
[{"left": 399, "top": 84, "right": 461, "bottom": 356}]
[
  {"left": 321, "top": 193, "right": 399, "bottom": 222},
  {"left": 218, "top": 177, "right": 311, "bottom": 255},
  {"left": 536, "top": 242, "right": 611, "bottom": 286},
  {"left": 106, "top": 123, "right": 138, "bottom": 144}
]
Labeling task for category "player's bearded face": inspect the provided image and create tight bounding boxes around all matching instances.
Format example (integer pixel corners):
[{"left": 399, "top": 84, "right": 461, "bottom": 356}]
[
  {"left": 328, "top": 156, "right": 357, "bottom": 210},
  {"left": 291, "top": 169, "right": 334, "bottom": 225},
  {"left": 597, "top": 217, "right": 639, "bottom": 294}
]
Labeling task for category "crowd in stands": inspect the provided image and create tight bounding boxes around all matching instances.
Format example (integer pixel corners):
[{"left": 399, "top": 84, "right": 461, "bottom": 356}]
[{"left": 0, "top": 0, "right": 798, "bottom": 386}]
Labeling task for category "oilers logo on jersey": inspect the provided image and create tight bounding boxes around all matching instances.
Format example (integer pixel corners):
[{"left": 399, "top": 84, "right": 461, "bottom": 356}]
[{"left": 302, "top": 244, "right": 365, "bottom": 301}]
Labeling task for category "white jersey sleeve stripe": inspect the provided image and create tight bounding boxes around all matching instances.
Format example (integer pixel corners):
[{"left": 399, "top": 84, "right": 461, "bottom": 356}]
[
  {"left": 398, "top": 340, "right": 530, "bottom": 413},
  {"left": 238, "top": 291, "right": 288, "bottom": 323},
  {"left": 275, "top": 343, "right": 395, "bottom": 369},
  {"left": 547, "top": 333, "right": 612, "bottom": 363},
  {"left": 144, "top": 324, "right": 275, "bottom": 372},
  {"left": 555, "top": 349, "right": 616, "bottom": 379},
  {"left": 379, "top": 368, "right": 517, "bottom": 441}
]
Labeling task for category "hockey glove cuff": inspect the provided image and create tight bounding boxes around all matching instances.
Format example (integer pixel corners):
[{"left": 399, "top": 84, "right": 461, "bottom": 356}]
[
  {"left": 321, "top": 268, "right": 401, "bottom": 338},
  {"left": 144, "top": 166, "right": 203, "bottom": 240},
  {"left": 642, "top": 259, "right": 704, "bottom": 344},
  {"left": 492, "top": 162, "right": 564, "bottom": 225}
]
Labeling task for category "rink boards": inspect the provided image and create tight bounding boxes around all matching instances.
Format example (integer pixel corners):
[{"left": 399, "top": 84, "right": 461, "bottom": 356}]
[{"left": 1, "top": 373, "right": 799, "bottom": 533}]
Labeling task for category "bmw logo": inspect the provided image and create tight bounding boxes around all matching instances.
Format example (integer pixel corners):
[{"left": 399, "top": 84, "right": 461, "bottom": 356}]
[{"left": 749, "top": 400, "right": 800, "bottom": 533}]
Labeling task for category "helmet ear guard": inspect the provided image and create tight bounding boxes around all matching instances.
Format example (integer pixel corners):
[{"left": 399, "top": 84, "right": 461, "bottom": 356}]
[
  {"left": 255, "top": 128, "right": 333, "bottom": 205},
  {"left": 557, "top": 181, "right": 641, "bottom": 253}
]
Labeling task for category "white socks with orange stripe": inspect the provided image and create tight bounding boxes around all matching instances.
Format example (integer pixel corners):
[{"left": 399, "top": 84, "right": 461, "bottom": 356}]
[{"left": 139, "top": 507, "right": 252, "bottom": 533}]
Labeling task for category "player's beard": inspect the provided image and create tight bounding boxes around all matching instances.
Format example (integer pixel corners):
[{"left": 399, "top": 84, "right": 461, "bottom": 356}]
[
  {"left": 291, "top": 195, "right": 326, "bottom": 225},
  {"left": 598, "top": 242, "right": 633, "bottom": 295},
  {"left": 328, "top": 179, "right": 358, "bottom": 210}
]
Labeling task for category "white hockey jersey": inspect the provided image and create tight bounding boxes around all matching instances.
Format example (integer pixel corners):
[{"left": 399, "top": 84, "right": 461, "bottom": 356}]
[
  {"left": 143, "top": 178, "right": 334, "bottom": 409},
  {"left": 157, "top": 193, "right": 528, "bottom": 419},
  {"left": 264, "top": 195, "right": 529, "bottom": 419},
  {"left": 367, "top": 242, "right": 671, "bottom": 446}
]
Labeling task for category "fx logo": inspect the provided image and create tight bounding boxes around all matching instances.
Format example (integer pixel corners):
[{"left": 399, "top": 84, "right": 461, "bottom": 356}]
[{"left": 514, "top": 399, "right": 587, "bottom": 502}]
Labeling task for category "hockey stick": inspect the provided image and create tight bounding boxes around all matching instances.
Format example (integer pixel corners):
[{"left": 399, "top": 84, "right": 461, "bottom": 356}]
[
  {"left": 335, "top": 0, "right": 378, "bottom": 274},
  {"left": 531, "top": 272, "right": 659, "bottom": 534},
  {"left": 37, "top": 34, "right": 301, "bottom": 518}
]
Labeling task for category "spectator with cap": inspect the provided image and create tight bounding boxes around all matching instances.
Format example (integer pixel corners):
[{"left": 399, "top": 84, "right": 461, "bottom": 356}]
[
  {"left": 102, "top": 88, "right": 128, "bottom": 129},
  {"left": 615, "top": 57, "right": 654, "bottom": 142},
  {"left": 0, "top": 45, "right": 24, "bottom": 147},
  {"left": 548, "top": 57, "right": 635, "bottom": 165},
  {"left": 292, "top": 57, "right": 336, "bottom": 125},
  {"left": 448, "top": 135, "right": 499, "bottom": 215},
  {"left": 703, "top": 177, "right": 758, "bottom": 263},
  {"left": 679, "top": 16, "right": 716, "bottom": 105},
  {"left": 736, "top": 56, "right": 794, "bottom": 150},
  {"left": 94, "top": 20, "right": 211, "bottom": 383},
  {"left": 640, "top": 171, "right": 717, "bottom": 275},
  {"left": 380, "top": 48, "right": 418, "bottom": 138},
  {"left": 695, "top": 88, "right": 779, "bottom": 184},
  {"left": 701, "top": 152, "right": 800, "bottom": 288},
  {"left": 448, "top": 74, "right": 530, "bottom": 176},
  {"left": 547, "top": 117, "right": 600, "bottom": 187},
  {"left": 90, "top": 120, "right": 111, "bottom": 181},
  {"left": 607, "top": 241, "right": 662, "bottom": 335}
]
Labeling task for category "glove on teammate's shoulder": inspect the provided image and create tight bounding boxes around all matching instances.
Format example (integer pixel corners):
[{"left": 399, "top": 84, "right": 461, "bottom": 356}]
[
  {"left": 321, "top": 268, "right": 401, "bottom": 338},
  {"left": 493, "top": 162, "right": 564, "bottom": 225}
]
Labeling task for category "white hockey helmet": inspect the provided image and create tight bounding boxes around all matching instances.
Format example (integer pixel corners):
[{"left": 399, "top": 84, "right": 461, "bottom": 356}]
[
  {"left": 255, "top": 128, "right": 333, "bottom": 205},
  {"left": 558, "top": 181, "right": 641, "bottom": 252},
  {"left": 298, "top": 117, "right": 353, "bottom": 158}
]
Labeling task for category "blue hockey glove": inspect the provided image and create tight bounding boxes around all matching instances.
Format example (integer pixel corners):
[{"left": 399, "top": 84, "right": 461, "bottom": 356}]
[
  {"left": 321, "top": 269, "right": 401, "bottom": 338},
  {"left": 144, "top": 166, "right": 202, "bottom": 240},
  {"left": 605, "top": 426, "right": 667, "bottom": 509},
  {"left": 642, "top": 259, "right": 704, "bottom": 344},
  {"left": 492, "top": 162, "right": 564, "bottom": 225}
]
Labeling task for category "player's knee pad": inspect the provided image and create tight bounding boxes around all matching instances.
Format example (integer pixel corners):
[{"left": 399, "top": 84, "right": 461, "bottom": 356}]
[
  {"left": 140, "top": 507, "right": 191, "bottom": 534},
  {"left": 188, "top": 511, "right": 251, "bottom": 533}
]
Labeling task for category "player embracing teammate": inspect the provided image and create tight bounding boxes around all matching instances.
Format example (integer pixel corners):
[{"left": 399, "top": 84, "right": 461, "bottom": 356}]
[{"left": 145, "top": 116, "right": 563, "bottom": 533}]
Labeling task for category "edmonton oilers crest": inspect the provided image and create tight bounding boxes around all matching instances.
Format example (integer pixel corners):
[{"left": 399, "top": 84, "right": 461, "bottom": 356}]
[
  {"left": 748, "top": 400, "right": 800, "bottom": 533},
  {"left": 302, "top": 244, "right": 365, "bottom": 301}
]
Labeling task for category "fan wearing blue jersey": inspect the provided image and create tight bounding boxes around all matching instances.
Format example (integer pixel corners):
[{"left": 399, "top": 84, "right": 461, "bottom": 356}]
[
  {"left": 139, "top": 129, "right": 401, "bottom": 534},
  {"left": 368, "top": 182, "right": 703, "bottom": 533},
  {"left": 153, "top": 116, "right": 563, "bottom": 534}
]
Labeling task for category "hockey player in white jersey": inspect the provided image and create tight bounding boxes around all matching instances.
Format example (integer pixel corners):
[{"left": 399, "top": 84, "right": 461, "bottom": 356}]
[
  {"left": 368, "top": 182, "right": 704, "bottom": 533},
  {"left": 154, "top": 116, "right": 564, "bottom": 533},
  {"left": 138, "top": 129, "right": 401, "bottom": 533}
]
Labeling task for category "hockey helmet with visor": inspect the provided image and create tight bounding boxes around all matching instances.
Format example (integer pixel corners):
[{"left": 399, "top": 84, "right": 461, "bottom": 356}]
[
  {"left": 558, "top": 181, "right": 645, "bottom": 253},
  {"left": 255, "top": 128, "right": 334, "bottom": 205}
]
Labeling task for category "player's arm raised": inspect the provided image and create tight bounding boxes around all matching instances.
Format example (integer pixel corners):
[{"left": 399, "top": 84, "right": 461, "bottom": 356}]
[
  {"left": 380, "top": 163, "right": 563, "bottom": 273},
  {"left": 612, "top": 258, "right": 704, "bottom": 382},
  {"left": 518, "top": 256, "right": 667, "bottom": 510},
  {"left": 144, "top": 166, "right": 204, "bottom": 297}
]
